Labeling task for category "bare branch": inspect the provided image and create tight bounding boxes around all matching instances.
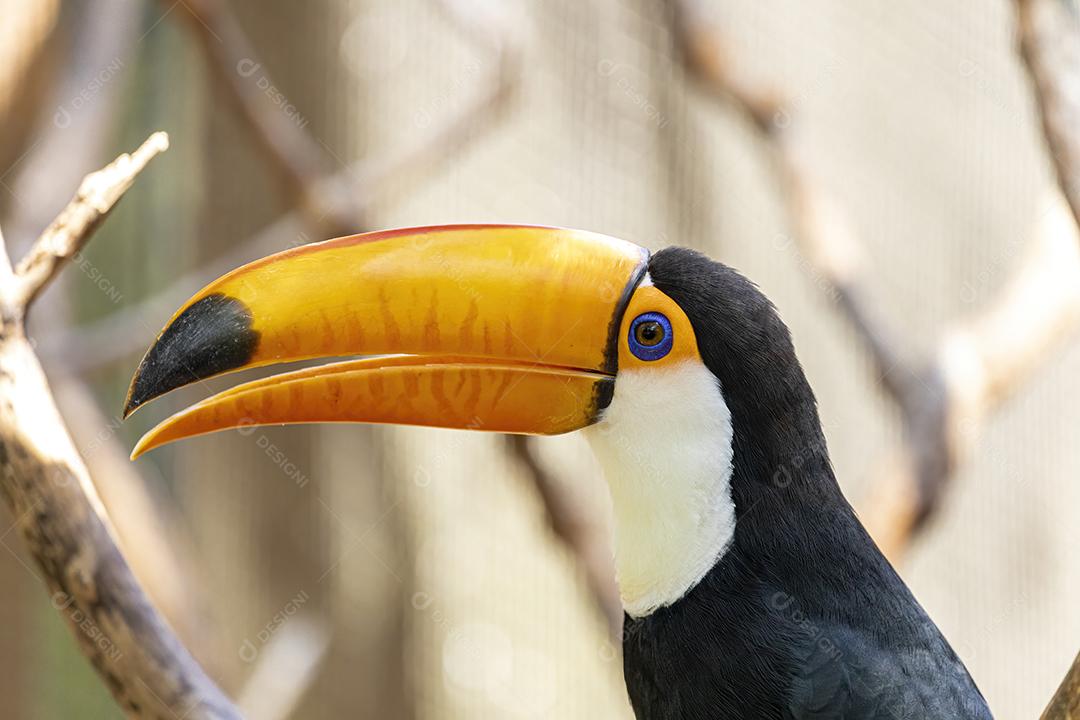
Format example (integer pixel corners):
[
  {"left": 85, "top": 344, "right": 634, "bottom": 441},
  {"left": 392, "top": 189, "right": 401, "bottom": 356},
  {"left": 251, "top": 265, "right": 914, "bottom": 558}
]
[
  {"left": 775, "top": 140, "right": 918, "bottom": 406},
  {"left": 1016, "top": 0, "right": 1080, "bottom": 233},
  {"left": 12, "top": 132, "right": 169, "bottom": 312},
  {"left": 673, "top": 4, "right": 913, "bottom": 405},
  {"left": 673, "top": 3, "right": 1080, "bottom": 564},
  {"left": 51, "top": 375, "right": 226, "bottom": 674},
  {"left": 941, "top": 199, "right": 1080, "bottom": 422},
  {"left": 507, "top": 436, "right": 622, "bottom": 640},
  {"left": 0, "top": 135, "right": 240, "bottom": 719},
  {"left": 673, "top": 1, "right": 783, "bottom": 134},
  {"left": 1043, "top": 649, "right": 1080, "bottom": 720},
  {"left": 863, "top": 197, "right": 1080, "bottom": 558},
  {"left": 1013, "top": 7, "right": 1080, "bottom": 712}
]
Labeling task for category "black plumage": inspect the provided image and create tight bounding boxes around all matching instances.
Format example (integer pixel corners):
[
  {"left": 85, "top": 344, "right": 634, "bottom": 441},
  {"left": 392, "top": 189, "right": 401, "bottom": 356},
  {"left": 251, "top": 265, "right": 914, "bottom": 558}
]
[{"left": 621, "top": 247, "right": 992, "bottom": 719}]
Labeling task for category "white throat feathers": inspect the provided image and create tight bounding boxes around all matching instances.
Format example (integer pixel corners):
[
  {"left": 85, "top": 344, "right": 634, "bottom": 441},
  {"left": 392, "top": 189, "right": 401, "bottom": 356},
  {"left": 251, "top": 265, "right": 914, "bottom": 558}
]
[{"left": 584, "top": 361, "right": 736, "bottom": 617}]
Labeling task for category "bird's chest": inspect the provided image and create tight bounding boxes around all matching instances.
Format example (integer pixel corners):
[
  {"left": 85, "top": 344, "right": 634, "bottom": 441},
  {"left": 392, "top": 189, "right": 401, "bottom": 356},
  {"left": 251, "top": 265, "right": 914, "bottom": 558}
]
[{"left": 621, "top": 576, "right": 796, "bottom": 720}]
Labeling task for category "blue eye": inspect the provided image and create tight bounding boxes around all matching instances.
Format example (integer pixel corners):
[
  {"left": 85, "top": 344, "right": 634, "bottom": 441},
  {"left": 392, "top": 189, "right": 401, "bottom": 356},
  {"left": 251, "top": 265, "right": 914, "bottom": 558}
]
[{"left": 628, "top": 312, "right": 673, "bottom": 361}]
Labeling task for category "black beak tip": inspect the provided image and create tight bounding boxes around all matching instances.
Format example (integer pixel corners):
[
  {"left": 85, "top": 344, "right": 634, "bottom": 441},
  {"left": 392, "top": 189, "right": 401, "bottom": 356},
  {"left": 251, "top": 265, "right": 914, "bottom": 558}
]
[
  {"left": 121, "top": 293, "right": 260, "bottom": 419},
  {"left": 122, "top": 373, "right": 152, "bottom": 419}
]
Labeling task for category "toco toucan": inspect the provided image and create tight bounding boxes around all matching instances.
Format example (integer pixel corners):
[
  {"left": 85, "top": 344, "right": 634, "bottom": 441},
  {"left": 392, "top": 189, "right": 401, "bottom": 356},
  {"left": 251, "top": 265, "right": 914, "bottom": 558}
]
[{"left": 124, "top": 224, "right": 993, "bottom": 719}]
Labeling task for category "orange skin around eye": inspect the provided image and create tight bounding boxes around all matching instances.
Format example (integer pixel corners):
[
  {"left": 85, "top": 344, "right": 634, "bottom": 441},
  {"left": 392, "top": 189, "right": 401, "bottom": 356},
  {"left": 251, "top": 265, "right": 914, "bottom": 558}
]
[{"left": 617, "top": 285, "right": 704, "bottom": 370}]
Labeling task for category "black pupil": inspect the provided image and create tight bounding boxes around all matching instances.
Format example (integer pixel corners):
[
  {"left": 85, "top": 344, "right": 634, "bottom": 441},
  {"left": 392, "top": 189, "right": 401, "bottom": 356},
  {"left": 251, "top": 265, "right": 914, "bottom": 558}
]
[{"left": 635, "top": 321, "right": 663, "bottom": 346}]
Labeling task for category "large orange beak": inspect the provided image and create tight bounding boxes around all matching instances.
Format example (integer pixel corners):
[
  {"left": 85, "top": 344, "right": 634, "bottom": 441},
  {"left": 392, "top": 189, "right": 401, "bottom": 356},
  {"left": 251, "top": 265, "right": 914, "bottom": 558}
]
[{"left": 125, "top": 224, "right": 649, "bottom": 459}]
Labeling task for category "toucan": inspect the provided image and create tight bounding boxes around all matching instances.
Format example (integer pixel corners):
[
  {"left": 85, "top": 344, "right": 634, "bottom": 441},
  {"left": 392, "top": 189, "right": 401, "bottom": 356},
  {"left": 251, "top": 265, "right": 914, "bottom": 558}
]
[{"left": 124, "top": 224, "right": 992, "bottom": 719}]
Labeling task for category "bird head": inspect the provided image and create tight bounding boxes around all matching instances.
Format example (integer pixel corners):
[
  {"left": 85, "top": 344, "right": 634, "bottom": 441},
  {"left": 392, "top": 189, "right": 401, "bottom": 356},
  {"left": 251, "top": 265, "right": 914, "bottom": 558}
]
[{"left": 125, "top": 224, "right": 825, "bottom": 616}]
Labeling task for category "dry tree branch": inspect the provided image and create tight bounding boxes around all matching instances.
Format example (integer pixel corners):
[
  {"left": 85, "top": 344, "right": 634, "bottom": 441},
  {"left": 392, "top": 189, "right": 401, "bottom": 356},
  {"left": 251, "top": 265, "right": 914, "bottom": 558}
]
[
  {"left": 4, "top": 0, "right": 225, "bottom": 676},
  {"left": 1016, "top": 5, "right": 1080, "bottom": 719},
  {"left": 680, "top": 7, "right": 1080, "bottom": 711},
  {"left": 671, "top": 7, "right": 940, "bottom": 555},
  {"left": 0, "top": 133, "right": 241, "bottom": 719},
  {"left": 673, "top": 2, "right": 1080, "bottom": 562},
  {"left": 672, "top": 5, "right": 911, "bottom": 403},
  {"left": 1043, "top": 649, "right": 1080, "bottom": 720},
  {"left": 12, "top": 134, "right": 169, "bottom": 309},
  {"left": 860, "top": 197, "right": 1080, "bottom": 558},
  {"left": 51, "top": 374, "right": 224, "bottom": 673},
  {"left": 1016, "top": 0, "right": 1080, "bottom": 233}
]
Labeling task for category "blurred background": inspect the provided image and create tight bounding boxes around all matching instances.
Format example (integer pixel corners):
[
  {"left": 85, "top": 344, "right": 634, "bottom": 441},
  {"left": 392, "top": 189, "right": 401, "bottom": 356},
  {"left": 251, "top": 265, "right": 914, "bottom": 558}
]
[{"left": 0, "top": 0, "right": 1078, "bottom": 718}]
